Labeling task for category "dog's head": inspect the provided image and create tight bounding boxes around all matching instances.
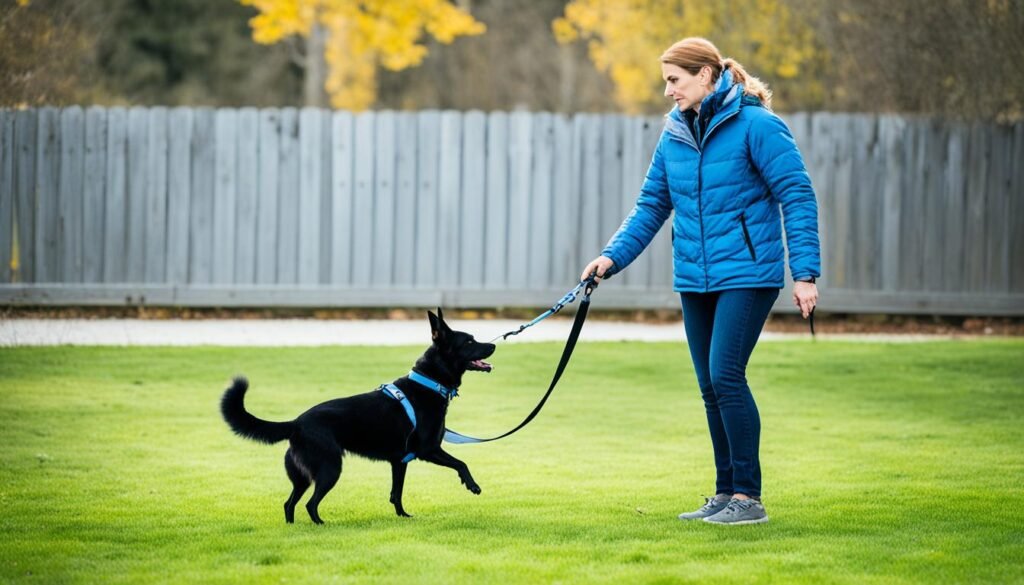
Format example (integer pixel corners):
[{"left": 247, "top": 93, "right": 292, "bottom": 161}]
[{"left": 419, "top": 308, "right": 495, "bottom": 388}]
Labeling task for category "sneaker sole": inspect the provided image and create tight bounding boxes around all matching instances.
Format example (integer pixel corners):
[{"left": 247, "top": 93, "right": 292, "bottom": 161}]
[{"left": 702, "top": 515, "right": 770, "bottom": 525}]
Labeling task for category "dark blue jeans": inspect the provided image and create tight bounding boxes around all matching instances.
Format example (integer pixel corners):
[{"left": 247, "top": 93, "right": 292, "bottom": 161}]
[{"left": 680, "top": 288, "right": 779, "bottom": 499}]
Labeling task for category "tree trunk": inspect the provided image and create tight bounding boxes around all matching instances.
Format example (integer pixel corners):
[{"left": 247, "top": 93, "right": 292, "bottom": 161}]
[
  {"left": 303, "top": 20, "right": 328, "bottom": 108},
  {"left": 559, "top": 43, "right": 575, "bottom": 113}
]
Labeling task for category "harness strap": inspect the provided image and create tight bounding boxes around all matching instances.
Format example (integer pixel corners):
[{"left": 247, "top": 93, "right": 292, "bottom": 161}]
[
  {"left": 381, "top": 384, "right": 417, "bottom": 463},
  {"left": 408, "top": 370, "right": 458, "bottom": 399},
  {"left": 444, "top": 280, "right": 595, "bottom": 444}
]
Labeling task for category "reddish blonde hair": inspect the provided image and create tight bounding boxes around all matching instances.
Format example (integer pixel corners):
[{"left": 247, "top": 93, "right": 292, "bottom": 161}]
[{"left": 660, "top": 37, "right": 772, "bottom": 110}]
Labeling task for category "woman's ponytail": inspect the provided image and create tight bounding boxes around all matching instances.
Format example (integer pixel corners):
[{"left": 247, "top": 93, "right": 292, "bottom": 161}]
[{"left": 722, "top": 57, "right": 773, "bottom": 110}]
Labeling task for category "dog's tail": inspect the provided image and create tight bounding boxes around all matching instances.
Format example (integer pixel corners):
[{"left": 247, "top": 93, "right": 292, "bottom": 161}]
[{"left": 220, "top": 377, "right": 295, "bottom": 444}]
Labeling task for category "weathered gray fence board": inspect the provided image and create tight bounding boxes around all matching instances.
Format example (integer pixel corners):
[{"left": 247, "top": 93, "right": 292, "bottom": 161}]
[
  {"left": 808, "top": 113, "right": 834, "bottom": 290},
  {"left": 372, "top": 111, "right": 397, "bottom": 287},
  {"left": 329, "top": 111, "right": 353, "bottom": 285},
  {"left": 298, "top": 108, "right": 322, "bottom": 285},
  {"left": 879, "top": 116, "right": 904, "bottom": 291},
  {"left": 598, "top": 115, "right": 623, "bottom": 259},
  {"left": 414, "top": 112, "right": 439, "bottom": 288},
  {"left": 567, "top": 114, "right": 585, "bottom": 282},
  {"left": 942, "top": 123, "right": 968, "bottom": 292},
  {"left": 14, "top": 110, "right": 37, "bottom": 282},
  {"left": 899, "top": 119, "right": 925, "bottom": 291},
  {"left": 188, "top": 108, "right": 215, "bottom": 284},
  {"left": 619, "top": 115, "right": 645, "bottom": 288},
  {"left": 506, "top": 111, "right": 532, "bottom": 286},
  {"left": 166, "top": 108, "right": 192, "bottom": 285},
  {"left": 125, "top": 108, "right": 148, "bottom": 283},
  {"left": 1011, "top": 123, "right": 1024, "bottom": 294},
  {"left": 850, "top": 116, "right": 878, "bottom": 290},
  {"left": 831, "top": 114, "right": 853, "bottom": 289},
  {"left": 578, "top": 114, "right": 601, "bottom": 270},
  {"left": 276, "top": 108, "right": 299, "bottom": 284},
  {"left": 550, "top": 114, "right": 574, "bottom": 286},
  {"left": 985, "top": 125, "right": 1013, "bottom": 293},
  {"left": 964, "top": 123, "right": 989, "bottom": 291},
  {"left": 212, "top": 109, "right": 237, "bottom": 284},
  {"left": 256, "top": 110, "right": 280, "bottom": 285},
  {"left": 460, "top": 111, "right": 486, "bottom": 288},
  {"left": 437, "top": 111, "right": 462, "bottom": 288},
  {"left": 319, "top": 110, "right": 333, "bottom": 285},
  {"left": 393, "top": 112, "right": 417, "bottom": 287},
  {"left": 83, "top": 107, "right": 106, "bottom": 283},
  {"left": 0, "top": 111, "right": 14, "bottom": 283},
  {"left": 483, "top": 112, "right": 508, "bottom": 289},
  {"left": 143, "top": 107, "right": 168, "bottom": 283},
  {"left": 103, "top": 108, "right": 127, "bottom": 283},
  {"left": 35, "top": 108, "right": 60, "bottom": 283},
  {"left": 58, "top": 107, "right": 84, "bottom": 283},
  {"left": 528, "top": 112, "right": 554, "bottom": 286},
  {"left": 235, "top": 108, "right": 259, "bottom": 285},
  {"left": 922, "top": 119, "right": 948, "bottom": 292},
  {"left": 3, "top": 107, "right": 1022, "bottom": 315},
  {"left": 351, "top": 112, "right": 375, "bottom": 287}
]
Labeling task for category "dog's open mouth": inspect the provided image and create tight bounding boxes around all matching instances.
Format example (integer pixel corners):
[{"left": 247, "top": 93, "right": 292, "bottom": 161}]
[{"left": 468, "top": 359, "right": 493, "bottom": 372}]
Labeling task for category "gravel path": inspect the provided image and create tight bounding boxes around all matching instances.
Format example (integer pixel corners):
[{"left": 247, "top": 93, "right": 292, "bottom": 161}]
[{"left": 0, "top": 318, "right": 961, "bottom": 346}]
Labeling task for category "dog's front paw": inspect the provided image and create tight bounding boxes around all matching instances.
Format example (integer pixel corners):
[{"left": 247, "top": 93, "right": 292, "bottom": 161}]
[{"left": 466, "top": 482, "right": 482, "bottom": 495}]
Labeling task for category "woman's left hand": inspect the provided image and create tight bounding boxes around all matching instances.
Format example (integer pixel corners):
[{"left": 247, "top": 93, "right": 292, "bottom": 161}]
[{"left": 793, "top": 281, "right": 818, "bottom": 319}]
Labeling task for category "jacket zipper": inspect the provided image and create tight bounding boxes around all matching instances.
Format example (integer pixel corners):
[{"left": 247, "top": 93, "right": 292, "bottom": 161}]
[
  {"left": 739, "top": 213, "right": 757, "bottom": 261},
  {"left": 668, "top": 103, "right": 740, "bottom": 292},
  {"left": 696, "top": 153, "right": 708, "bottom": 291}
]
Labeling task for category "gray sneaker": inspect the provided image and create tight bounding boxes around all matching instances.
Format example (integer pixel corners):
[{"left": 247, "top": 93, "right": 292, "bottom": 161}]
[
  {"left": 678, "top": 495, "right": 731, "bottom": 520},
  {"left": 703, "top": 497, "right": 769, "bottom": 525}
]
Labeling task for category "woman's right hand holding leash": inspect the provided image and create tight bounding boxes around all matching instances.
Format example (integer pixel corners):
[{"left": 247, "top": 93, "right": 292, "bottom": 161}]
[{"left": 581, "top": 256, "right": 615, "bottom": 283}]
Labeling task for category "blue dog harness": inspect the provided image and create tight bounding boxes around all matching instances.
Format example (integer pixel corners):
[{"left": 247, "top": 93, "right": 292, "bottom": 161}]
[{"left": 380, "top": 371, "right": 459, "bottom": 463}]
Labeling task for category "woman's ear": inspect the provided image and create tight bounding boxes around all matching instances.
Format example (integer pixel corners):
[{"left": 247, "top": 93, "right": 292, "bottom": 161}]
[{"left": 701, "top": 65, "right": 714, "bottom": 87}]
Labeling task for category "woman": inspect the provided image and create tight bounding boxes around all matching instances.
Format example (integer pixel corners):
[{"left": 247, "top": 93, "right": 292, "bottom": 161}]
[{"left": 581, "top": 37, "right": 820, "bottom": 525}]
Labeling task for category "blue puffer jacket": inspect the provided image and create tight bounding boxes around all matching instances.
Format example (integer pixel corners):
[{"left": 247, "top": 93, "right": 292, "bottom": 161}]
[{"left": 602, "top": 70, "right": 821, "bottom": 292}]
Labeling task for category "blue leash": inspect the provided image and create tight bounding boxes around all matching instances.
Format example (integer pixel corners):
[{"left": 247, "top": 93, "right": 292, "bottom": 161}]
[
  {"left": 487, "top": 279, "right": 594, "bottom": 343},
  {"left": 444, "top": 275, "right": 599, "bottom": 444}
]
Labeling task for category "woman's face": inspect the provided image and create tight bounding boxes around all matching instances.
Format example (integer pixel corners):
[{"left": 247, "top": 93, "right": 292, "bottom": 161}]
[{"left": 662, "top": 63, "right": 713, "bottom": 112}]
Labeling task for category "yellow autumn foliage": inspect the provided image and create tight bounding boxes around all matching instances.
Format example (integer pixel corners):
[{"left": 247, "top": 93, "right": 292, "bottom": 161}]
[
  {"left": 553, "top": 0, "right": 819, "bottom": 113},
  {"left": 240, "top": 0, "right": 485, "bottom": 110}
]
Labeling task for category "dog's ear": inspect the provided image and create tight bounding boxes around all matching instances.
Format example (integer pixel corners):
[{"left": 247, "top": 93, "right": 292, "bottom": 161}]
[
  {"left": 428, "top": 308, "right": 451, "bottom": 342},
  {"left": 428, "top": 310, "right": 446, "bottom": 342}
]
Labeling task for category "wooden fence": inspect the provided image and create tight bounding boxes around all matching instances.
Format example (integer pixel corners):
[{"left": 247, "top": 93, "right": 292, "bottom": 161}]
[{"left": 1, "top": 107, "right": 1022, "bottom": 315}]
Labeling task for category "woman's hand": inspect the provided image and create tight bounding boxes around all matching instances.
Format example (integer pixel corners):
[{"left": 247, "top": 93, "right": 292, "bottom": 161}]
[
  {"left": 793, "top": 281, "right": 818, "bottom": 319},
  {"left": 580, "top": 256, "right": 615, "bottom": 283}
]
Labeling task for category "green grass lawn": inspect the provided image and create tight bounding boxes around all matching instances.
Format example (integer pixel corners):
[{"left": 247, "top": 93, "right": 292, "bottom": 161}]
[{"left": 1, "top": 339, "right": 1022, "bottom": 584}]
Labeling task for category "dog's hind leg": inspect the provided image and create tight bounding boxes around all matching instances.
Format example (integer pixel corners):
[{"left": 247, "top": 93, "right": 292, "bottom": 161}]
[
  {"left": 305, "top": 458, "right": 341, "bottom": 525},
  {"left": 283, "top": 450, "right": 310, "bottom": 524},
  {"left": 389, "top": 461, "right": 411, "bottom": 517}
]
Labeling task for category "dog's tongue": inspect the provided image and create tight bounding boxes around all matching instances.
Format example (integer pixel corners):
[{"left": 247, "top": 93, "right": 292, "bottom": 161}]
[{"left": 472, "top": 359, "right": 493, "bottom": 372}]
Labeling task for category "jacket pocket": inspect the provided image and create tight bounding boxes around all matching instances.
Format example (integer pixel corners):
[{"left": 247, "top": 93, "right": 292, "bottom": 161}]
[{"left": 739, "top": 213, "right": 757, "bottom": 261}]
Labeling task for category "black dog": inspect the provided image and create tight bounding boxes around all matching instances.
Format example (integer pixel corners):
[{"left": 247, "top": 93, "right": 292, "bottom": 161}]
[{"left": 220, "top": 308, "right": 495, "bottom": 523}]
